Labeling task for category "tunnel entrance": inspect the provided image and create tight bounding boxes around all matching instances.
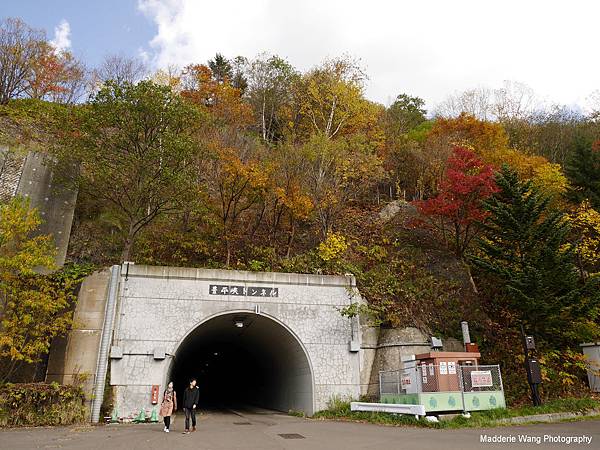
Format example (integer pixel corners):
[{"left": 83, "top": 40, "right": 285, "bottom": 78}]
[{"left": 168, "top": 312, "right": 314, "bottom": 415}]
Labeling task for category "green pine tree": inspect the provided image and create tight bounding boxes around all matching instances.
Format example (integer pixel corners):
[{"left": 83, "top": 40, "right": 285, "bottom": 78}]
[
  {"left": 565, "top": 139, "right": 600, "bottom": 209},
  {"left": 472, "top": 165, "right": 600, "bottom": 346}
]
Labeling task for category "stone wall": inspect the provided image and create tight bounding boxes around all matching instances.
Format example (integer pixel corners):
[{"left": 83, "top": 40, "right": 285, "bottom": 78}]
[{"left": 365, "top": 327, "right": 431, "bottom": 398}]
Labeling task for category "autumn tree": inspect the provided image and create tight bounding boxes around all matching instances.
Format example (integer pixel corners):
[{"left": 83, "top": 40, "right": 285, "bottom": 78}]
[
  {"left": 181, "top": 62, "right": 260, "bottom": 265},
  {"left": 414, "top": 146, "right": 498, "bottom": 260},
  {"left": 26, "top": 44, "right": 86, "bottom": 103},
  {"left": 568, "top": 201, "right": 600, "bottom": 278},
  {"left": 301, "top": 133, "right": 384, "bottom": 238},
  {"left": 266, "top": 143, "right": 313, "bottom": 255},
  {"left": 181, "top": 64, "right": 253, "bottom": 127},
  {"left": 381, "top": 94, "right": 429, "bottom": 200},
  {"left": 0, "top": 18, "right": 46, "bottom": 104},
  {"left": 0, "top": 197, "right": 64, "bottom": 381},
  {"left": 425, "top": 113, "right": 569, "bottom": 200},
  {"left": 472, "top": 165, "right": 600, "bottom": 346},
  {"left": 427, "top": 113, "right": 509, "bottom": 156},
  {"left": 203, "top": 132, "right": 269, "bottom": 266},
  {"left": 246, "top": 54, "right": 298, "bottom": 143},
  {"left": 0, "top": 18, "right": 85, "bottom": 104},
  {"left": 150, "top": 65, "right": 182, "bottom": 91},
  {"left": 506, "top": 105, "right": 586, "bottom": 164},
  {"left": 0, "top": 197, "right": 55, "bottom": 282},
  {"left": 55, "top": 80, "right": 200, "bottom": 261},
  {"left": 483, "top": 148, "right": 569, "bottom": 201},
  {"left": 293, "top": 56, "right": 381, "bottom": 142}
]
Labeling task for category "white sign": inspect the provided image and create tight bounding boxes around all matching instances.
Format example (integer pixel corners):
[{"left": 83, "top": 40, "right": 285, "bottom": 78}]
[
  {"left": 471, "top": 370, "right": 493, "bottom": 387},
  {"left": 428, "top": 363, "right": 435, "bottom": 376},
  {"left": 401, "top": 376, "right": 412, "bottom": 387},
  {"left": 440, "top": 362, "right": 448, "bottom": 375},
  {"left": 421, "top": 365, "right": 427, "bottom": 376},
  {"left": 422, "top": 376, "right": 428, "bottom": 384},
  {"left": 448, "top": 362, "right": 457, "bottom": 375}
]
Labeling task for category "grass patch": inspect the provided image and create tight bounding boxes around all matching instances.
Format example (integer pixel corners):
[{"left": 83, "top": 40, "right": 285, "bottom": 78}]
[{"left": 312, "top": 397, "right": 600, "bottom": 429}]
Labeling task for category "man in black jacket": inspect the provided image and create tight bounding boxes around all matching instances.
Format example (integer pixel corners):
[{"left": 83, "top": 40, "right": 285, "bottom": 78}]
[{"left": 182, "top": 378, "right": 200, "bottom": 433}]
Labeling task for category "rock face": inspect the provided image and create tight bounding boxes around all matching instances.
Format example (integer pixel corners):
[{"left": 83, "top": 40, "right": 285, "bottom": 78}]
[
  {"left": 0, "top": 146, "right": 77, "bottom": 267},
  {"left": 378, "top": 200, "right": 418, "bottom": 222}
]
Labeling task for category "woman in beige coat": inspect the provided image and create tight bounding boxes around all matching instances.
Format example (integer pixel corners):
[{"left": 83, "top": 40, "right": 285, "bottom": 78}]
[{"left": 160, "top": 381, "right": 177, "bottom": 432}]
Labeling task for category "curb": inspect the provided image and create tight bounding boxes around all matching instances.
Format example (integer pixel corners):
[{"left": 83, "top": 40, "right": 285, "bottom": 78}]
[{"left": 497, "top": 409, "right": 600, "bottom": 425}]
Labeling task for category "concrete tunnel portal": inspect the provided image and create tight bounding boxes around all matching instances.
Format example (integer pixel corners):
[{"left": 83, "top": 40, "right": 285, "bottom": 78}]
[{"left": 168, "top": 312, "right": 315, "bottom": 415}]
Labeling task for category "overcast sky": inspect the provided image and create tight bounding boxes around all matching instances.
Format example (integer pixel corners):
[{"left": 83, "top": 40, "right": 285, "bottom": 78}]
[{"left": 4, "top": 0, "right": 600, "bottom": 110}]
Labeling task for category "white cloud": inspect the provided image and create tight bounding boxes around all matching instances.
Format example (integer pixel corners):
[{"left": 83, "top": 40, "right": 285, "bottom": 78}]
[
  {"left": 138, "top": 0, "right": 600, "bottom": 109},
  {"left": 50, "top": 19, "right": 71, "bottom": 53}
]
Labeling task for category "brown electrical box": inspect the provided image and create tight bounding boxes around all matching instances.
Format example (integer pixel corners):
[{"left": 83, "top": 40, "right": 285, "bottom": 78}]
[{"left": 415, "top": 351, "right": 481, "bottom": 392}]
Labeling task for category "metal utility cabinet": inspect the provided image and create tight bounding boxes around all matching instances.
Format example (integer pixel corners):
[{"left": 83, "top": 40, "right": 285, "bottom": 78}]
[{"left": 580, "top": 342, "right": 600, "bottom": 392}]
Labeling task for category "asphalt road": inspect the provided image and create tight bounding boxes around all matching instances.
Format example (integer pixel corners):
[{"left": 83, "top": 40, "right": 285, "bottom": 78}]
[{"left": 1, "top": 407, "right": 598, "bottom": 450}]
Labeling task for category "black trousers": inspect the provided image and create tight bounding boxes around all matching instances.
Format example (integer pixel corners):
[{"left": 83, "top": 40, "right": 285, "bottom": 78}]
[
  {"left": 184, "top": 407, "right": 196, "bottom": 430},
  {"left": 163, "top": 416, "right": 171, "bottom": 429}
]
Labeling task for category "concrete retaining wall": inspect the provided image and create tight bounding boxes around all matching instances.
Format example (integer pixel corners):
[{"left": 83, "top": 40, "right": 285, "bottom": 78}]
[
  {"left": 46, "top": 270, "right": 111, "bottom": 403},
  {"left": 0, "top": 146, "right": 77, "bottom": 267}
]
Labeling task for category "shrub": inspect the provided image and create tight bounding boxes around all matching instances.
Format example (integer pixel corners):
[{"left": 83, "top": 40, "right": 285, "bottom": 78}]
[{"left": 0, "top": 382, "right": 87, "bottom": 427}]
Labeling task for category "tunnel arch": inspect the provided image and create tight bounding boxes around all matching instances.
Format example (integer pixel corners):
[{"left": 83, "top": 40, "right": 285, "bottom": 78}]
[{"left": 166, "top": 310, "right": 315, "bottom": 415}]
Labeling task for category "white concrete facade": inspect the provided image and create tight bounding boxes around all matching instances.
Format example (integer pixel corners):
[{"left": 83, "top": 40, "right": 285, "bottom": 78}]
[{"left": 109, "top": 264, "right": 365, "bottom": 417}]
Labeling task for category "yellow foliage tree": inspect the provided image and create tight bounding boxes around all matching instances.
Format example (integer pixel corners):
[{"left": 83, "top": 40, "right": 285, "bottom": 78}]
[
  {"left": 568, "top": 201, "right": 600, "bottom": 276},
  {"left": 0, "top": 197, "right": 76, "bottom": 382},
  {"left": 289, "top": 56, "right": 384, "bottom": 150},
  {"left": 484, "top": 148, "right": 569, "bottom": 199},
  {"left": 318, "top": 232, "right": 348, "bottom": 262}
]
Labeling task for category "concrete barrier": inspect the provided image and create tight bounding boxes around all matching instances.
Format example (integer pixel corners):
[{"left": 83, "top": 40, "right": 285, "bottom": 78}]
[{"left": 350, "top": 401, "right": 426, "bottom": 417}]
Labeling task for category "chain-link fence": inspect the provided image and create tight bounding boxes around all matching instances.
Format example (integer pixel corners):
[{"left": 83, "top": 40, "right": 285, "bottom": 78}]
[
  {"left": 379, "top": 364, "right": 503, "bottom": 397},
  {"left": 380, "top": 370, "right": 401, "bottom": 395},
  {"left": 459, "top": 364, "right": 503, "bottom": 392}
]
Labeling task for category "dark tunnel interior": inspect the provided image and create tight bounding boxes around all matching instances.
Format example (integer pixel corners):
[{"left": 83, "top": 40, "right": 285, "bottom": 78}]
[{"left": 168, "top": 313, "right": 314, "bottom": 415}]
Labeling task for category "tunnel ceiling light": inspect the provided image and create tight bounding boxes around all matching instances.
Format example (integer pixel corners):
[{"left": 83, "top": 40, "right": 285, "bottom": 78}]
[
  {"left": 213, "top": 352, "right": 219, "bottom": 356},
  {"left": 235, "top": 321, "right": 244, "bottom": 328}
]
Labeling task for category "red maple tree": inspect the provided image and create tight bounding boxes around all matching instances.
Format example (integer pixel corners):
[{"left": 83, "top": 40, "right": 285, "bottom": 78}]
[{"left": 413, "top": 146, "right": 498, "bottom": 259}]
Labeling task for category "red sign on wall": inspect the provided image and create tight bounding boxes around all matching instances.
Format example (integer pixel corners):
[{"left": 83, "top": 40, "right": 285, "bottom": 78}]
[{"left": 151, "top": 385, "right": 160, "bottom": 404}]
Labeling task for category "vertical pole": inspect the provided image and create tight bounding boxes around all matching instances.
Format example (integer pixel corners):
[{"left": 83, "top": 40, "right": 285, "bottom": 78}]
[
  {"left": 497, "top": 365, "right": 504, "bottom": 393},
  {"left": 459, "top": 365, "right": 466, "bottom": 413},
  {"left": 520, "top": 323, "right": 541, "bottom": 407}
]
